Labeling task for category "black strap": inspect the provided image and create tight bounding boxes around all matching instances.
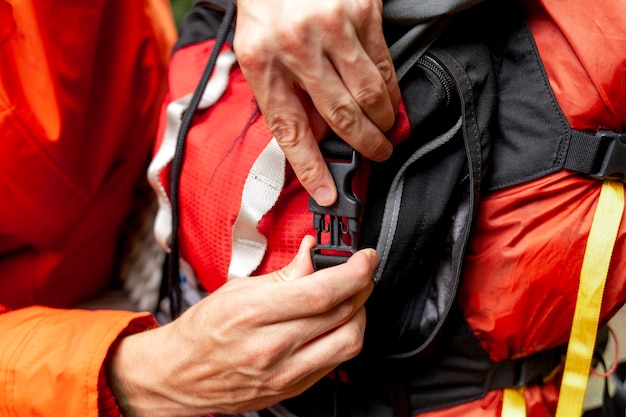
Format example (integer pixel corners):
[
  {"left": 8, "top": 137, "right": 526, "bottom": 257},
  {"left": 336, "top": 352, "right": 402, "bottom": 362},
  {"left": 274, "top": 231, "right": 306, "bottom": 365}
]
[
  {"left": 612, "top": 362, "right": 626, "bottom": 415},
  {"left": 489, "top": 346, "right": 565, "bottom": 390},
  {"left": 564, "top": 130, "right": 626, "bottom": 182},
  {"left": 274, "top": 346, "right": 565, "bottom": 417},
  {"left": 167, "top": 1, "right": 237, "bottom": 319}
]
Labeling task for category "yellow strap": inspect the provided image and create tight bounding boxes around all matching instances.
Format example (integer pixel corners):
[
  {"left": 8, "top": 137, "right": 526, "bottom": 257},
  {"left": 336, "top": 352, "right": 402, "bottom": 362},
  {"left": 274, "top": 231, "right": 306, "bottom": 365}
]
[
  {"left": 502, "top": 388, "right": 526, "bottom": 417},
  {"left": 555, "top": 180, "right": 624, "bottom": 417}
]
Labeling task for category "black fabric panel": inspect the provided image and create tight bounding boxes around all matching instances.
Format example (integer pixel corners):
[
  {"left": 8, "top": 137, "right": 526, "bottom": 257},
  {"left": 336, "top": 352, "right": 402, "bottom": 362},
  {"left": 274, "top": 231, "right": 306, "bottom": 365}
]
[
  {"left": 485, "top": 19, "right": 571, "bottom": 190},
  {"left": 174, "top": 2, "right": 235, "bottom": 52},
  {"left": 359, "top": 0, "right": 500, "bottom": 360}
]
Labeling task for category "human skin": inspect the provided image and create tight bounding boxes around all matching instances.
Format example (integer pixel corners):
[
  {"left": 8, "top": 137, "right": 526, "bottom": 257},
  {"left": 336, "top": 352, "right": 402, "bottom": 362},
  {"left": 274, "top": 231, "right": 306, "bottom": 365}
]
[
  {"left": 109, "top": 236, "right": 377, "bottom": 416},
  {"left": 234, "top": 0, "right": 401, "bottom": 206}
]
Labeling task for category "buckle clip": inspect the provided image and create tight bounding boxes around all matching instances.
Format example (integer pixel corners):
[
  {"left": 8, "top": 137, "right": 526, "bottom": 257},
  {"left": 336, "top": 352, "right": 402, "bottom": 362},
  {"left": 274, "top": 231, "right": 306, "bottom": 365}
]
[
  {"left": 590, "top": 130, "right": 626, "bottom": 182},
  {"left": 309, "top": 149, "right": 362, "bottom": 270}
]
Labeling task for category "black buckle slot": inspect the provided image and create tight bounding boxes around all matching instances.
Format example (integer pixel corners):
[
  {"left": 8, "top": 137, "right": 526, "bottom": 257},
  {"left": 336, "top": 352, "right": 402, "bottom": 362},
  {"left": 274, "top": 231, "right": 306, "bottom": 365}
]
[
  {"left": 590, "top": 130, "right": 626, "bottom": 182},
  {"left": 309, "top": 149, "right": 362, "bottom": 271},
  {"left": 566, "top": 130, "right": 626, "bottom": 182}
]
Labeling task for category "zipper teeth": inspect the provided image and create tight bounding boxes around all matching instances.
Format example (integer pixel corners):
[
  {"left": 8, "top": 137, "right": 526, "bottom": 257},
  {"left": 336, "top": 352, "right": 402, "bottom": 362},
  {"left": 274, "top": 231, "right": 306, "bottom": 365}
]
[{"left": 417, "top": 54, "right": 455, "bottom": 107}]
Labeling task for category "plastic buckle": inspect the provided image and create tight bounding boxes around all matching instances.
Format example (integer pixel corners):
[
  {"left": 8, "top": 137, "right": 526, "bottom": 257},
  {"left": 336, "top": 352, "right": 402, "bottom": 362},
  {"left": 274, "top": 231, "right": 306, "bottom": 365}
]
[
  {"left": 590, "top": 130, "right": 626, "bottom": 182},
  {"left": 309, "top": 150, "right": 362, "bottom": 271},
  {"left": 512, "top": 347, "right": 564, "bottom": 388}
]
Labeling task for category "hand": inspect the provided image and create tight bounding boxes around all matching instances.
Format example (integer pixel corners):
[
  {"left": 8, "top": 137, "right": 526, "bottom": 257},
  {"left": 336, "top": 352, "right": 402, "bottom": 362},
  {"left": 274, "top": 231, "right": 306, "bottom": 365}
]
[
  {"left": 234, "top": 0, "right": 400, "bottom": 206},
  {"left": 109, "top": 236, "right": 377, "bottom": 417}
]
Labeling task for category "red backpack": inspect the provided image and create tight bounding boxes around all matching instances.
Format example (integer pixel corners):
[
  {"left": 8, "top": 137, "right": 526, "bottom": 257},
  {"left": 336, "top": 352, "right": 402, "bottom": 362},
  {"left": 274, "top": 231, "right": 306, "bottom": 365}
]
[{"left": 149, "top": 1, "right": 626, "bottom": 416}]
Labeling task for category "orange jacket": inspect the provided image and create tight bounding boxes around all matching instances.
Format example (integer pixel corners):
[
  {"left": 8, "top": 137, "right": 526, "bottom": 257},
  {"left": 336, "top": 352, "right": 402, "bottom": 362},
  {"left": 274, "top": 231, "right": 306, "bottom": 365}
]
[{"left": 0, "top": 0, "right": 175, "bottom": 415}]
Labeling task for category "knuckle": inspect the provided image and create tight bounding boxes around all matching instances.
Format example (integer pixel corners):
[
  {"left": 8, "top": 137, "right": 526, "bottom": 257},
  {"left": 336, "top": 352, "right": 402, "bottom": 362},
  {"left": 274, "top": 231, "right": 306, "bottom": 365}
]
[
  {"left": 266, "top": 371, "right": 293, "bottom": 393},
  {"left": 234, "top": 39, "right": 267, "bottom": 69},
  {"left": 335, "top": 300, "right": 357, "bottom": 323},
  {"left": 246, "top": 339, "right": 288, "bottom": 372},
  {"left": 376, "top": 57, "right": 395, "bottom": 85},
  {"left": 348, "top": 0, "right": 383, "bottom": 26},
  {"left": 354, "top": 0, "right": 378, "bottom": 23},
  {"left": 293, "top": 162, "right": 326, "bottom": 189},
  {"left": 353, "top": 83, "right": 386, "bottom": 109},
  {"left": 314, "top": 4, "right": 345, "bottom": 32},
  {"left": 326, "top": 102, "right": 358, "bottom": 135},
  {"left": 303, "top": 281, "right": 335, "bottom": 314},
  {"left": 267, "top": 115, "right": 301, "bottom": 145},
  {"left": 248, "top": 346, "right": 276, "bottom": 372},
  {"left": 284, "top": 16, "right": 310, "bottom": 42},
  {"left": 341, "top": 322, "right": 365, "bottom": 359}
]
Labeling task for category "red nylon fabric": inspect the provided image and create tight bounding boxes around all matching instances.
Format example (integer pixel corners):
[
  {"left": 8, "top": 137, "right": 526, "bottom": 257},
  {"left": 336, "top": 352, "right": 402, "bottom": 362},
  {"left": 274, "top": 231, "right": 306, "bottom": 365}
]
[
  {"left": 0, "top": 0, "right": 175, "bottom": 309},
  {"left": 452, "top": 1, "right": 626, "bottom": 415}
]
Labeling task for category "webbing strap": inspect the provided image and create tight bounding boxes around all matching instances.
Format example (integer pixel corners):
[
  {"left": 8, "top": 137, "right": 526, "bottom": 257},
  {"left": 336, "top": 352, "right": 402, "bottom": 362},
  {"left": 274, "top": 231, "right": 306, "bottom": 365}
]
[
  {"left": 555, "top": 180, "right": 624, "bottom": 417},
  {"left": 229, "top": 138, "right": 285, "bottom": 279},
  {"left": 502, "top": 388, "right": 526, "bottom": 417},
  {"left": 147, "top": 50, "right": 237, "bottom": 252}
]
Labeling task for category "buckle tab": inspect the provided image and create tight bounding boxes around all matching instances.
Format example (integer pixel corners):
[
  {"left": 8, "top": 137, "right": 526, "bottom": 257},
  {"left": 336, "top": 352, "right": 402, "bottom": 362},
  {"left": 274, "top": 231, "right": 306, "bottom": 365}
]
[{"left": 309, "top": 149, "right": 362, "bottom": 270}]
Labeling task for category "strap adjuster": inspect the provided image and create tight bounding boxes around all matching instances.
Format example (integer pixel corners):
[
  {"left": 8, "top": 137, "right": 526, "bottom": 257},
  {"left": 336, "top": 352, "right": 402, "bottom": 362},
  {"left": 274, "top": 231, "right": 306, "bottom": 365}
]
[
  {"left": 309, "top": 148, "right": 362, "bottom": 271},
  {"left": 490, "top": 346, "right": 565, "bottom": 390},
  {"left": 566, "top": 130, "right": 626, "bottom": 182},
  {"left": 589, "top": 130, "right": 626, "bottom": 182}
]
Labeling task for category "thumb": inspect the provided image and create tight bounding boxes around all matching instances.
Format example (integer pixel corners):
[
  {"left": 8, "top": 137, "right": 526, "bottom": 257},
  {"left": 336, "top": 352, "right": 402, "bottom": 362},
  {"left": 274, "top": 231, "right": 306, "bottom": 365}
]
[{"left": 272, "top": 235, "right": 317, "bottom": 282}]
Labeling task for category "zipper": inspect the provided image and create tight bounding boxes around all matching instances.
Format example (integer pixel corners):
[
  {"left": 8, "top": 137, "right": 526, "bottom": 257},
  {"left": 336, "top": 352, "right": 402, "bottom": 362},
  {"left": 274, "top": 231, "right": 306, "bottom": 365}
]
[{"left": 417, "top": 53, "right": 456, "bottom": 108}]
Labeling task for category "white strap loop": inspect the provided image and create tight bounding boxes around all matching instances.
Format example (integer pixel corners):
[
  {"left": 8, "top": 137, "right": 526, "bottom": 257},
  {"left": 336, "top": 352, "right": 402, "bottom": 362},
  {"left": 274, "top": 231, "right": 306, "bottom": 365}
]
[{"left": 147, "top": 50, "right": 237, "bottom": 251}]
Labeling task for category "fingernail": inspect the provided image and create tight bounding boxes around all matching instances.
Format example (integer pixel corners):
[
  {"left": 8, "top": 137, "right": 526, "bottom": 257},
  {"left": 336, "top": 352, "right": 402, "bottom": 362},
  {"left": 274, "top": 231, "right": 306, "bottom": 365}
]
[
  {"left": 365, "top": 249, "right": 380, "bottom": 270},
  {"left": 374, "top": 141, "right": 393, "bottom": 162},
  {"left": 384, "top": 140, "right": 393, "bottom": 158},
  {"left": 313, "top": 187, "right": 335, "bottom": 207}
]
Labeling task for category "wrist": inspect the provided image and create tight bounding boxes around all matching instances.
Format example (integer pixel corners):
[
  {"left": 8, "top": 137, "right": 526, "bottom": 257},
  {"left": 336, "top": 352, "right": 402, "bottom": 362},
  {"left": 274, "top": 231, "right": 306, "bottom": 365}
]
[
  {"left": 107, "top": 329, "right": 168, "bottom": 417},
  {"left": 107, "top": 347, "right": 141, "bottom": 417}
]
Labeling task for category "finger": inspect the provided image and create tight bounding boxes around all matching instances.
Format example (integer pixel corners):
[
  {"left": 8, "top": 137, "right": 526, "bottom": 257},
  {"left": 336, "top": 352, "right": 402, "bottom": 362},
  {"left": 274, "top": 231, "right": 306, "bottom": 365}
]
[
  {"left": 218, "top": 236, "right": 316, "bottom": 297},
  {"left": 272, "top": 306, "right": 368, "bottom": 390},
  {"left": 303, "top": 57, "right": 393, "bottom": 163},
  {"left": 245, "top": 64, "right": 338, "bottom": 205},
  {"left": 354, "top": 6, "right": 401, "bottom": 116},
  {"left": 273, "top": 235, "right": 317, "bottom": 282},
  {"left": 253, "top": 248, "right": 378, "bottom": 323},
  {"left": 326, "top": 18, "right": 398, "bottom": 132},
  {"left": 295, "top": 86, "right": 330, "bottom": 141},
  {"left": 269, "top": 273, "right": 373, "bottom": 349},
  {"left": 330, "top": 45, "right": 397, "bottom": 132}
]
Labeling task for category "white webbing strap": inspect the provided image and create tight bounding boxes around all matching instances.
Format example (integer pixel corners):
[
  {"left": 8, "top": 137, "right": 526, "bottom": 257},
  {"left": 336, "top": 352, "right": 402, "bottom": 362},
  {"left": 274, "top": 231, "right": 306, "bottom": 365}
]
[
  {"left": 147, "top": 50, "right": 237, "bottom": 251},
  {"left": 228, "top": 138, "right": 286, "bottom": 279}
]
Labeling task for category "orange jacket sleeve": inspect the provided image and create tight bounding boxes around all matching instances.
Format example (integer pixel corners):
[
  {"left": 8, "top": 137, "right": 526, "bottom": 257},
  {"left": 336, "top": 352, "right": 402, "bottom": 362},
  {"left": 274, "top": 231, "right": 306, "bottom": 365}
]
[{"left": 0, "top": 306, "right": 158, "bottom": 417}]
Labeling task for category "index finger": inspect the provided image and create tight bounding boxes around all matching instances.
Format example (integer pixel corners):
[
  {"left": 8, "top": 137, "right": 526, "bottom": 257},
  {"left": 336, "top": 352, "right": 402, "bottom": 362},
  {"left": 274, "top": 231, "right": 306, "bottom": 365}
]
[{"left": 266, "top": 84, "right": 339, "bottom": 206}]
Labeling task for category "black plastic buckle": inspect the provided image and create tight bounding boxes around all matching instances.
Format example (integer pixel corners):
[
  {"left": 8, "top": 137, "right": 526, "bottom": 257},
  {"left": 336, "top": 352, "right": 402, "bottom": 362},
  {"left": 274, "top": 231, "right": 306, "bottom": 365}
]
[
  {"left": 309, "top": 149, "right": 362, "bottom": 271},
  {"left": 590, "top": 130, "right": 626, "bottom": 182}
]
